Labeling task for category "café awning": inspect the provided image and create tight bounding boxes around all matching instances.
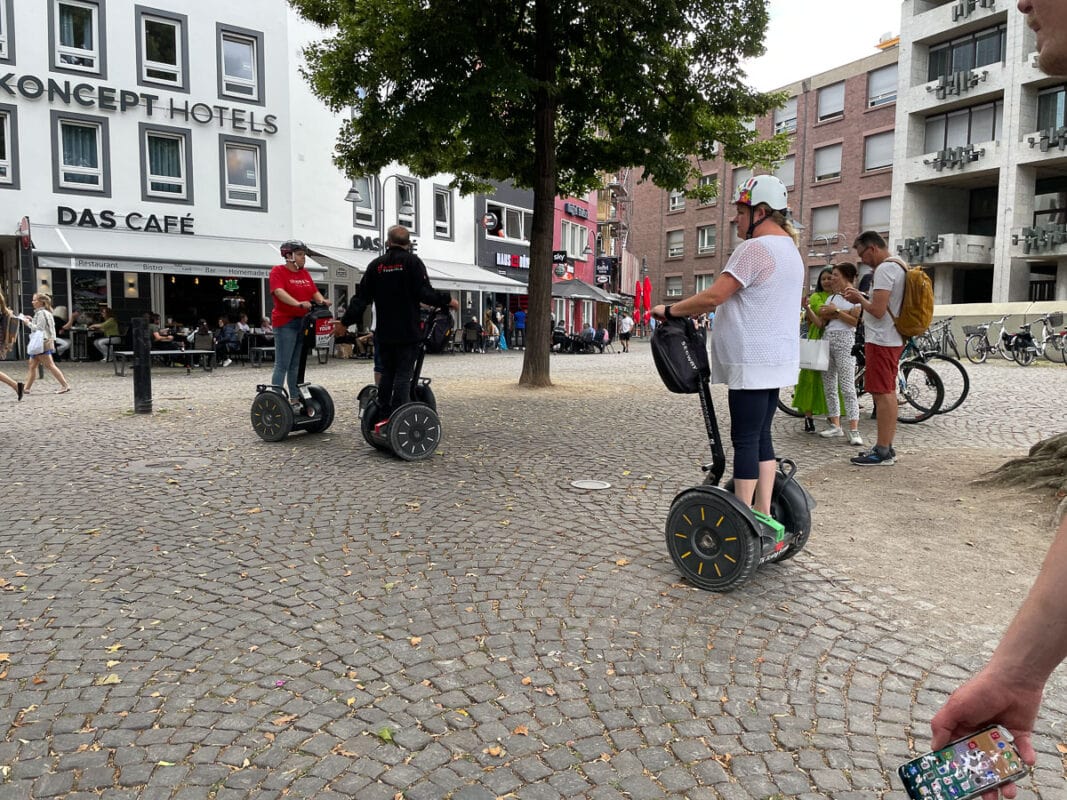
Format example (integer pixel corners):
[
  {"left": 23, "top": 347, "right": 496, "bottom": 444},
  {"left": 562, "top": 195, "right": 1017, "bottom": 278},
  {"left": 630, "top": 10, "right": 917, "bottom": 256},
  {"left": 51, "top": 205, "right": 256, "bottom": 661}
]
[
  {"left": 551, "top": 278, "right": 614, "bottom": 302},
  {"left": 422, "top": 259, "right": 527, "bottom": 294},
  {"left": 32, "top": 226, "right": 326, "bottom": 278}
]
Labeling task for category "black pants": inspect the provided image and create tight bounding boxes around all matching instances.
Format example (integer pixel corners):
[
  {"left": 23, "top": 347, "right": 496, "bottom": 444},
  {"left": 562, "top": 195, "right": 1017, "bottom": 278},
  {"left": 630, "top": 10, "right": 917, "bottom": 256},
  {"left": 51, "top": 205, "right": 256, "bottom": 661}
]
[
  {"left": 377, "top": 341, "right": 419, "bottom": 417},
  {"left": 727, "top": 388, "right": 779, "bottom": 481}
]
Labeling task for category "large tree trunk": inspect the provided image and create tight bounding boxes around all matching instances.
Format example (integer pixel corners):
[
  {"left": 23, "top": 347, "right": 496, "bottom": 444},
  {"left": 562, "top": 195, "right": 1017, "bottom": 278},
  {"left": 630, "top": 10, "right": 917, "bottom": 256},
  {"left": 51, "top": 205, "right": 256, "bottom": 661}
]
[
  {"left": 978, "top": 432, "right": 1067, "bottom": 523},
  {"left": 519, "top": 0, "right": 557, "bottom": 388}
]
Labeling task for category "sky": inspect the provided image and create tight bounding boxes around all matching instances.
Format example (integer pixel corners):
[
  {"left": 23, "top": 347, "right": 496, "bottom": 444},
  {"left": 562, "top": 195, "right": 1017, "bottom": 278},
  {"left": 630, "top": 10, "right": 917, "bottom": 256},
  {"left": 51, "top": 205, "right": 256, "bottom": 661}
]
[{"left": 742, "top": 0, "right": 905, "bottom": 91}]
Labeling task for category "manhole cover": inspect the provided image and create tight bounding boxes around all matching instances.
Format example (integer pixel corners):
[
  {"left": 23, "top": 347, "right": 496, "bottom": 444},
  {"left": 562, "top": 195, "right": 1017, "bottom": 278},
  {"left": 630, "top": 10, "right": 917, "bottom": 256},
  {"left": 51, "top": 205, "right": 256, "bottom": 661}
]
[
  {"left": 570, "top": 480, "right": 612, "bottom": 490},
  {"left": 127, "top": 456, "right": 213, "bottom": 474}
]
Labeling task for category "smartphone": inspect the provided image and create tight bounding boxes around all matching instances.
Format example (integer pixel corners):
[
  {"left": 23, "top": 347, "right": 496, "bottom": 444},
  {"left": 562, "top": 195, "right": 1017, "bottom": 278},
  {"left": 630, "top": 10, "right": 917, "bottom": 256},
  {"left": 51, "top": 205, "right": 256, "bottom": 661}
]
[{"left": 897, "top": 726, "right": 1028, "bottom": 800}]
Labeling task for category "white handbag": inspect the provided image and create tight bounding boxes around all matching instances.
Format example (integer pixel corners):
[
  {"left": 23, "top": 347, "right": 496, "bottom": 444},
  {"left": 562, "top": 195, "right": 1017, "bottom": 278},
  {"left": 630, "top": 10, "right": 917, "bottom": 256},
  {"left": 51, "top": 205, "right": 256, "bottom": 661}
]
[
  {"left": 27, "top": 330, "right": 45, "bottom": 356},
  {"left": 798, "top": 338, "right": 829, "bottom": 371}
]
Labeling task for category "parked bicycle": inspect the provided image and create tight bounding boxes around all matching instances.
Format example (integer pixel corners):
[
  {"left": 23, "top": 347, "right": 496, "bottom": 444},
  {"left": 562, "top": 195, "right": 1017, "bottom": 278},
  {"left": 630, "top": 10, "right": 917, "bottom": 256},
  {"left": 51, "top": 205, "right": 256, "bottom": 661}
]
[
  {"left": 963, "top": 315, "right": 1014, "bottom": 364},
  {"left": 1033, "top": 312, "right": 1066, "bottom": 363},
  {"left": 915, "top": 317, "right": 960, "bottom": 359}
]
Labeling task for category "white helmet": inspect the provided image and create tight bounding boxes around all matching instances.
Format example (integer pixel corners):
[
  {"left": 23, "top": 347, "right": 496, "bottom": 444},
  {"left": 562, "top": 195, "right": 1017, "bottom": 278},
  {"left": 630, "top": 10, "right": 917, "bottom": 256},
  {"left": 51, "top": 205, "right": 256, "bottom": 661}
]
[{"left": 732, "top": 175, "right": 789, "bottom": 213}]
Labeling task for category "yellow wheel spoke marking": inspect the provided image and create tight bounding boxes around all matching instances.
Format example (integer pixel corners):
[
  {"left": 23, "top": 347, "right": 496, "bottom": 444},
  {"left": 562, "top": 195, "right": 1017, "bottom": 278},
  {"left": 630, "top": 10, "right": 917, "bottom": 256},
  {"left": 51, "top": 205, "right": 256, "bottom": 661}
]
[
  {"left": 714, "top": 563, "right": 721, "bottom": 577},
  {"left": 723, "top": 554, "right": 736, "bottom": 563},
  {"left": 716, "top": 515, "right": 724, "bottom": 527},
  {"left": 724, "top": 537, "right": 737, "bottom": 542},
  {"left": 701, "top": 507, "right": 706, "bottom": 521},
  {"left": 698, "top": 563, "right": 703, "bottom": 575},
  {"left": 675, "top": 533, "right": 687, "bottom": 538},
  {"left": 680, "top": 551, "right": 691, "bottom": 559},
  {"left": 682, "top": 515, "right": 692, "bottom": 526}
]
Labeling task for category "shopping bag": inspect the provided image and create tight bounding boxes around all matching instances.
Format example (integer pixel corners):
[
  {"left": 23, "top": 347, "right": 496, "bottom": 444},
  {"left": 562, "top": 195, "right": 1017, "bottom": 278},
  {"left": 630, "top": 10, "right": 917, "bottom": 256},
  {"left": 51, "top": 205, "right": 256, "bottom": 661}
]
[
  {"left": 798, "top": 338, "right": 829, "bottom": 371},
  {"left": 27, "top": 330, "right": 45, "bottom": 356}
]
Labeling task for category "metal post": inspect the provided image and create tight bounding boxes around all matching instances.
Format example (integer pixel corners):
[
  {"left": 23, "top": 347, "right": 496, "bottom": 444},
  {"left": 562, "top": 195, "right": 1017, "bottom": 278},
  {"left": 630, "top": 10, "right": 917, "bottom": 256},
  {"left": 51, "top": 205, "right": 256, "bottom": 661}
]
[{"left": 131, "top": 317, "right": 152, "bottom": 414}]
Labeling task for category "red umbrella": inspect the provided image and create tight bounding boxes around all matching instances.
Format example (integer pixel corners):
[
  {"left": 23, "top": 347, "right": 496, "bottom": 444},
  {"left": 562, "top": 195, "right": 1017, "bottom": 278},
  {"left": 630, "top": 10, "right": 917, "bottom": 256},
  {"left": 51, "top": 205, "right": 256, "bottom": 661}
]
[
  {"left": 633, "top": 280, "right": 643, "bottom": 319},
  {"left": 642, "top": 276, "right": 653, "bottom": 314}
]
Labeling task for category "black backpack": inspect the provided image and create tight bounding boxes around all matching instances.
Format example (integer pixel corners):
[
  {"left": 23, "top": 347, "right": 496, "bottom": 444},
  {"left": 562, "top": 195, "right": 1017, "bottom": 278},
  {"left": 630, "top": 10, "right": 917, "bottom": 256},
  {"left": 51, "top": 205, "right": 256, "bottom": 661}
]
[
  {"left": 424, "top": 313, "right": 452, "bottom": 353},
  {"left": 651, "top": 317, "right": 709, "bottom": 394}
]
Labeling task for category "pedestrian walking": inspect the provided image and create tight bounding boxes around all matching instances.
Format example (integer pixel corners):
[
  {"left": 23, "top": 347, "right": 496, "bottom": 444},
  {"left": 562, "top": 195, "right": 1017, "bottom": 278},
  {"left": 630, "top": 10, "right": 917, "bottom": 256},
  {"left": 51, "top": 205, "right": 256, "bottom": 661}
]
[
  {"left": 20, "top": 292, "right": 71, "bottom": 395},
  {"left": 0, "top": 286, "right": 24, "bottom": 400},
  {"left": 816, "top": 262, "right": 862, "bottom": 445}
]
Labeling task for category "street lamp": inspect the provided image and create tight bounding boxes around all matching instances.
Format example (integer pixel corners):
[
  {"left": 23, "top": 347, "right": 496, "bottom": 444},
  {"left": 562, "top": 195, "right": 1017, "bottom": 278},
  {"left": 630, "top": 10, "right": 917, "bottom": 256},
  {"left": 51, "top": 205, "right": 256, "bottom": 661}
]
[
  {"left": 808, "top": 233, "right": 850, "bottom": 264},
  {"left": 344, "top": 173, "right": 416, "bottom": 253}
]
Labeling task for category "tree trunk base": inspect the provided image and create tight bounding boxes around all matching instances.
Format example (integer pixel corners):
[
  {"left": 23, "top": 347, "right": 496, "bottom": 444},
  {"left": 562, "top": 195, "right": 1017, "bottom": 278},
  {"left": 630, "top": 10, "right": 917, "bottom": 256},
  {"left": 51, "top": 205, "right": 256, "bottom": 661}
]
[{"left": 977, "top": 432, "right": 1067, "bottom": 524}]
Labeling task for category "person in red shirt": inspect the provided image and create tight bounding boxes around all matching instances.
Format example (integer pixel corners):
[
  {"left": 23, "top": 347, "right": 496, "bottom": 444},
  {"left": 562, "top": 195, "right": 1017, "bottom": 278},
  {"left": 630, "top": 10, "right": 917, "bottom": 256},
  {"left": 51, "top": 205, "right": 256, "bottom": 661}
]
[{"left": 269, "top": 239, "right": 327, "bottom": 400}]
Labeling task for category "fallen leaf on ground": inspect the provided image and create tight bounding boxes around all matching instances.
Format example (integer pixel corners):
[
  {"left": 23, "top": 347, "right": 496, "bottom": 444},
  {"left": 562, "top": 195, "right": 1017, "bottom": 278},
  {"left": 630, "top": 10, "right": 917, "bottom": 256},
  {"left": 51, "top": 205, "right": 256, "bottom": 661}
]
[
  {"left": 512, "top": 725, "right": 528, "bottom": 736},
  {"left": 272, "top": 714, "right": 297, "bottom": 727}
]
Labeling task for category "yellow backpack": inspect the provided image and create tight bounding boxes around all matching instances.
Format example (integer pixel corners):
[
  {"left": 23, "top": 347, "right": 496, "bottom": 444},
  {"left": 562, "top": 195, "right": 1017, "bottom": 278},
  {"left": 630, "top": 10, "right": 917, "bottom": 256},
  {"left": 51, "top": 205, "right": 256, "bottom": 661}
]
[{"left": 887, "top": 258, "right": 934, "bottom": 338}]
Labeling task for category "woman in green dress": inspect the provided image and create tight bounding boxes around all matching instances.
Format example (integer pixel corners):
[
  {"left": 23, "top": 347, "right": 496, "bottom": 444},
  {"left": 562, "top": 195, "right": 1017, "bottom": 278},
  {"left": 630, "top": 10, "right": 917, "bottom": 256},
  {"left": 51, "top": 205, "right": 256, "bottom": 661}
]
[{"left": 792, "top": 268, "right": 833, "bottom": 431}]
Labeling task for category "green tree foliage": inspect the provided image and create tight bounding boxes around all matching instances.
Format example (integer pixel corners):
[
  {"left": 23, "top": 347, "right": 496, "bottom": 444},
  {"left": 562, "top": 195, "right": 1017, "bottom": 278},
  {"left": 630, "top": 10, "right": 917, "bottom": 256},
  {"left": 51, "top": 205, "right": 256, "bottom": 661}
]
[{"left": 292, "top": 0, "right": 787, "bottom": 386}]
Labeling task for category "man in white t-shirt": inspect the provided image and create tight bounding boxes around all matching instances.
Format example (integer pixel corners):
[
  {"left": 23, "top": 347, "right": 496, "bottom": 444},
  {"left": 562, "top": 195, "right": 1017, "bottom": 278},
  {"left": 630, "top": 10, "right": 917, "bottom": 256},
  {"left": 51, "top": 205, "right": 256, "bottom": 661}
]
[
  {"left": 842, "top": 231, "right": 904, "bottom": 466},
  {"left": 618, "top": 312, "right": 634, "bottom": 352}
]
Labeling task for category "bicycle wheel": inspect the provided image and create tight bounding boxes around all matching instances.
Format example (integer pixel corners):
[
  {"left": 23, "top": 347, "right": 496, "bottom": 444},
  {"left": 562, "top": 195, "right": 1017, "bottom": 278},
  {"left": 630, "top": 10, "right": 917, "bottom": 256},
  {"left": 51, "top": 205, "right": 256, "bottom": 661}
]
[
  {"left": 897, "top": 360, "right": 944, "bottom": 423},
  {"left": 964, "top": 335, "right": 988, "bottom": 364},
  {"left": 917, "top": 353, "right": 969, "bottom": 414},
  {"left": 1013, "top": 344, "right": 1036, "bottom": 367},
  {"left": 776, "top": 385, "right": 803, "bottom": 418},
  {"left": 946, "top": 331, "right": 960, "bottom": 360},
  {"left": 1048, "top": 334, "right": 1067, "bottom": 364}
]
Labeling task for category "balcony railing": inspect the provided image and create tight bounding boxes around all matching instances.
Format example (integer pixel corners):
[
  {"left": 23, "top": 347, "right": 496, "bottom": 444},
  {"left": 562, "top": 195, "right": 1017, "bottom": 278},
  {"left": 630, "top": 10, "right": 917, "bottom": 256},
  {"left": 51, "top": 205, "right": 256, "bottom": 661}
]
[
  {"left": 923, "top": 144, "right": 985, "bottom": 171},
  {"left": 1027, "top": 126, "right": 1067, "bottom": 153},
  {"left": 926, "top": 69, "right": 988, "bottom": 100},
  {"left": 1012, "top": 224, "right": 1067, "bottom": 254},
  {"left": 952, "top": 0, "right": 995, "bottom": 21}
]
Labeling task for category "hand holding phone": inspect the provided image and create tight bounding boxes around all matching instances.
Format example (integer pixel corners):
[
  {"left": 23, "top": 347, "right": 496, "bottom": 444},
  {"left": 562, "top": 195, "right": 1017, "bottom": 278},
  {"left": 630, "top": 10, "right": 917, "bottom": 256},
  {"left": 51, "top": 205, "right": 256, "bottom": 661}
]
[{"left": 897, "top": 726, "right": 1028, "bottom": 800}]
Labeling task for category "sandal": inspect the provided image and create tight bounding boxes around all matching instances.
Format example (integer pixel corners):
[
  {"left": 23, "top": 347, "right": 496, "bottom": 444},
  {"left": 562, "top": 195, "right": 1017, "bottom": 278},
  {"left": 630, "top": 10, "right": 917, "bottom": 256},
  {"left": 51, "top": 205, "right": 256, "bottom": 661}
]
[{"left": 56, "top": 386, "right": 71, "bottom": 395}]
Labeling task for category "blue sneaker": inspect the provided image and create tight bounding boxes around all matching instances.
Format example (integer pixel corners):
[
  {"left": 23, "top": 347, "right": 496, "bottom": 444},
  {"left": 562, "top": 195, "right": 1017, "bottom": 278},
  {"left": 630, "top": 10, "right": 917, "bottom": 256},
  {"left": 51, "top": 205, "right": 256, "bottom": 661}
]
[{"left": 851, "top": 448, "right": 895, "bottom": 466}]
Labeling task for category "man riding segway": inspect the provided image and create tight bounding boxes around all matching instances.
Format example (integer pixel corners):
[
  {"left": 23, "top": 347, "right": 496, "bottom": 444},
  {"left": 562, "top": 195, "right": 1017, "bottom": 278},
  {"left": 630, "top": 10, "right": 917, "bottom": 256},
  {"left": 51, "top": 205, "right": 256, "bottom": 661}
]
[{"left": 336, "top": 225, "right": 459, "bottom": 439}]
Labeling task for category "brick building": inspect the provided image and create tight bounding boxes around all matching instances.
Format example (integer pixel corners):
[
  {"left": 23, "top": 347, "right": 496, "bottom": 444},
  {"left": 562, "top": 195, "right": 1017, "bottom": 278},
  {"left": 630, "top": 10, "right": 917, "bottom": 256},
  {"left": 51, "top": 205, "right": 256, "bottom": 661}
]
[{"left": 629, "top": 41, "right": 899, "bottom": 306}]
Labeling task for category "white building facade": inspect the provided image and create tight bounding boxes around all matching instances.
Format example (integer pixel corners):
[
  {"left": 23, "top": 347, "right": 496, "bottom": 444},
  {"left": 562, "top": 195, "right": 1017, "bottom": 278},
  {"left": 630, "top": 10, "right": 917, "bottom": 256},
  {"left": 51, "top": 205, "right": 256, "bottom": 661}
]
[{"left": 892, "top": 0, "right": 1067, "bottom": 304}]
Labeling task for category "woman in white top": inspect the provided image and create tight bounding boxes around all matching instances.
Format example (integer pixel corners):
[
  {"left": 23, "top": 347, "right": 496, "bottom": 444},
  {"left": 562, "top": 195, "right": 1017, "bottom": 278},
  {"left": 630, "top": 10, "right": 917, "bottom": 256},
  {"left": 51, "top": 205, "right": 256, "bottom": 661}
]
[
  {"left": 20, "top": 292, "right": 71, "bottom": 395},
  {"left": 816, "top": 262, "right": 862, "bottom": 445},
  {"left": 652, "top": 175, "right": 803, "bottom": 516}
]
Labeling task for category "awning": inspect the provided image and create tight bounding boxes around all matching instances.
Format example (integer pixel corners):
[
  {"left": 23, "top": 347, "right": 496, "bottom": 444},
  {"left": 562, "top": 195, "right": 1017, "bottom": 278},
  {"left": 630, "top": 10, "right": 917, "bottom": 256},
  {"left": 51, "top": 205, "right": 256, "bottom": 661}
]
[
  {"left": 32, "top": 225, "right": 326, "bottom": 278},
  {"left": 307, "top": 244, "right": 374, "bottom": 275},
  {"left": 551, "top": 278, "right": 614, "bottom": 302},
  {"left": 422, "top": 258, "right": 527, "bottom": 293}
]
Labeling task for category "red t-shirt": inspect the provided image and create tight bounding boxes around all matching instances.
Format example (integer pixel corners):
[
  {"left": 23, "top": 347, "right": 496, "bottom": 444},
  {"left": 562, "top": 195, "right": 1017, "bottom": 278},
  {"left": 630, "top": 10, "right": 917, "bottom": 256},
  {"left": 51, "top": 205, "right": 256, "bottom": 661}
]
[{"left": 269, "top": 264, "right": 318, "bottom": 327}]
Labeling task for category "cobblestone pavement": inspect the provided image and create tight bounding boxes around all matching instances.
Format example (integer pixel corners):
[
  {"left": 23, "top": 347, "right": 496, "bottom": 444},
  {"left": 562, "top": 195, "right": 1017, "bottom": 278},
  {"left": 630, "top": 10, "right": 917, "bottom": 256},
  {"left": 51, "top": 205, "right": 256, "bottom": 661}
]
[{"left": 1, "top": 344, "right": 1065, "bottom": 800}]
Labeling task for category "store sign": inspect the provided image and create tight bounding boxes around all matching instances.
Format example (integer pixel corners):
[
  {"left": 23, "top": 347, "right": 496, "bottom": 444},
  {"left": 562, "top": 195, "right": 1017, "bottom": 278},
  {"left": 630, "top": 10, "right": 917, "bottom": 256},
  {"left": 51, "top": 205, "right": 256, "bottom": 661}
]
[
  {"left": 36, "top": 256, "right": 268, "bottom": 278},
  {"left": 595, "top": 257, "right": 615, "bottom": 276},
  {"left": 495, "top": 252, "right": 530, "bottom": 270},
  {"left": 0, "top": 73, "right": 279, "bottom": 134},
  {"left": 563, "top": 202, "right": 589, "bottom": 219},
  {"left": 58, "top": 206, "right": 194, "bottom": 235},
  {"left": 352, "top": 234, "right": 382, "bottom": 251}
]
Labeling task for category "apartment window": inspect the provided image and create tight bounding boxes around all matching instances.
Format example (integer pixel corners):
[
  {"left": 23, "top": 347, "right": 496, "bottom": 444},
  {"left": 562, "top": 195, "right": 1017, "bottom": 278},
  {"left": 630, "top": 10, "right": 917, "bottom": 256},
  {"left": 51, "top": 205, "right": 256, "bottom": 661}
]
[
  {"left": 813, "top": 144, "right": 842, "bottom": 182},
  {"left": 217, "top": 24, "right": 264, "bottom": 103},
  {"left": 0, "top": 104, "right": 17, "bottom": 188},
  {"left": 774, "top": 156, "right": 795, "bottom": 188},
  {"left": 668, "top": 189, "right": 685, "bottom": 211},
  {"left": 434, "top": 186, "right": 452, "bottom": 238},
  {"left": 396, "top": 178, "right": 417, "bottom": 231},
  {"left": 666, "top": 230, "right": 684, "bottom": 258},
  {"left": 52, "top": 0, "right": 106, "bottom": 75},
  {"left": 817, "top": 82, "right": 845, "bottom": 121},
  {"left": 137, "top": 8, "right": 188, "bottom": 90},
  {"left": 665, "top": 276, "right": 683, "bottom": 297},
  {"left": 562, "top": 219, "right": 588, "bottom": 259},
  {"left": 697, "top": 174, "right": 717, "bottom": 204},
  {"left": 928, "top": 24, "right": 1006, "bottom": 81},
  {"left": 811, "top": 206, "right": 840, "bottom": 239},
  {"left": 697, "top": 225, "right": 716, "bottom": 255},
  {"left": 733, "top": 167, "right": 752, "bottom": 198},
  {"left": 774, "top": 97, "right": 797, "bottom": 134},
  {"left": 860, "top": 197, "right": 891, "bottom": 233},
  {"left": 868, "top": 63, "right": 897, "bottom": 107},
  {"left": 351, "top": 176, "right": 375, "bottom": 227},
  {"left": 924, "top": 101, "right": 1003, "bottom": 152},
  {"left": 53, "top": 112, "right": 109, "bottom": 194},
  {"left": 220, "top": 135, "right": 266, "bottom": 210},
  {"left": 864, "top": 131, "right": 894, "bottom": 171},
  {"left": 140, "top": 124, "right": 191, "bottom": 202},
  {"left": 1037, "top": 85, "right": 1067, "bottom": 131},
  {"left": 0, "top": 0, "right": 14, "bottom": 62},
  {"left": 695, "top": 274, "right": 714, "bottom": 292},
  {"left": 485, "top": 201, "right": 533, "bottom": 244}
]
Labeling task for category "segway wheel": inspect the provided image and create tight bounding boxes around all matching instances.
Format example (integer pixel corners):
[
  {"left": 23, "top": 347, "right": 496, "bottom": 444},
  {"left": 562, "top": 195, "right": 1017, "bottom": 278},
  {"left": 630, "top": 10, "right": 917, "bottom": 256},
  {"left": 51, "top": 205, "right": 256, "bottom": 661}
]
[
  {"left": 665, "top": 486, "right": 761, "bottom": 592},
  {"left": 412, "top": 381, "right": 437, "bottom": 411},
  {"left": 726, "top": 472, "right": 814, "bottom": 563},
  {"left": 388, "top": 403, "right": 442, "bottom": 462},
  {"left": 360, "top": 398, "right": 390, "bottom": 451},
  {"left": 251, "top": 391, "right": 295, "bottom": 442},
  {"left": 303, "top": 385, "right": 335, "bottom": 433}
]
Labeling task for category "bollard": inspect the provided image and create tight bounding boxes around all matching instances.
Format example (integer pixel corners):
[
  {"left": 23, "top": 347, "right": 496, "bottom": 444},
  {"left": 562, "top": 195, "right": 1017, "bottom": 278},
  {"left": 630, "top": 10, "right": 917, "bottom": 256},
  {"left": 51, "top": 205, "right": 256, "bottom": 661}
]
[{"left": 131, "top": 317, "right": 152, "bottom": 414}]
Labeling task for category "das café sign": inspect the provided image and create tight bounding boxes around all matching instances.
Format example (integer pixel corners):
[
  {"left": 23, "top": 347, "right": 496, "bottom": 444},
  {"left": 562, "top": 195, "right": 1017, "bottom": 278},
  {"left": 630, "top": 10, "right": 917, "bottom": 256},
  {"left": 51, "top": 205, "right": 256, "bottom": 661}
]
[{"left": 58, "top": 205, "right": 195, "bottom": 235}]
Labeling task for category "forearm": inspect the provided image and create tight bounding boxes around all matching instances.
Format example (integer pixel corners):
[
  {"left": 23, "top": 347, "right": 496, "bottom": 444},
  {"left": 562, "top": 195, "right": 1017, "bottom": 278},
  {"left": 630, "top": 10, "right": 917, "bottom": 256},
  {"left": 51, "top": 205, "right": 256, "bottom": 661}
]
[
  {"left": 273, "top": 289, "right": 302, "bottom": 307},
  {"left": 988, "top": 517, "right": 1067, "bottom": 684}
]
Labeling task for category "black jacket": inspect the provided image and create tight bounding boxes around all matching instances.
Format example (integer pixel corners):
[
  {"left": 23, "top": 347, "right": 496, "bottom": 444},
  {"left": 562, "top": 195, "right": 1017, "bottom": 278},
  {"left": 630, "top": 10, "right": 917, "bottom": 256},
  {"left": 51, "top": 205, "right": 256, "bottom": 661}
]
[{"left": 340, "top": 247, "right": 451, "bottom": 344}]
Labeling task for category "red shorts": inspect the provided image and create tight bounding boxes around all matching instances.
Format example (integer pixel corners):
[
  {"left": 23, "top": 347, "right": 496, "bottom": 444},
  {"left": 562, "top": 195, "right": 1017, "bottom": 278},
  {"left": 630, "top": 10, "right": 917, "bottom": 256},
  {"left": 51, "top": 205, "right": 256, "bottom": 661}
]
[{"left": 864, "top": 343, "right": 904, "bottom": 395}]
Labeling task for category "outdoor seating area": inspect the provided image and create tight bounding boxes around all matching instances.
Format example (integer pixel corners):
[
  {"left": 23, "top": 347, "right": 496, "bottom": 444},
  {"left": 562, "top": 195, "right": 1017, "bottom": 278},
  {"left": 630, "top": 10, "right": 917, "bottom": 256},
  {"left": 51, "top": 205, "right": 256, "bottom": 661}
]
[{"left": 112, "top": 349, "right": 216, "bottom": 376}]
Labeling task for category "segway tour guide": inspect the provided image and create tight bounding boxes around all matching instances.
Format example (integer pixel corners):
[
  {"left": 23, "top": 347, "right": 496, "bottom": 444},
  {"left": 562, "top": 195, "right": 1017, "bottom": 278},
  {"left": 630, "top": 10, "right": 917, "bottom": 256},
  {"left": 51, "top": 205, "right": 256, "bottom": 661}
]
[
  {"left": 652, "top": 318, "right": 814, "bottom": 591},
  {"left": 251, "top": 240, "right": 335, "bottom": 441},
  {"left": 357, "top": 306, "right": 449, "bottom": 461}
]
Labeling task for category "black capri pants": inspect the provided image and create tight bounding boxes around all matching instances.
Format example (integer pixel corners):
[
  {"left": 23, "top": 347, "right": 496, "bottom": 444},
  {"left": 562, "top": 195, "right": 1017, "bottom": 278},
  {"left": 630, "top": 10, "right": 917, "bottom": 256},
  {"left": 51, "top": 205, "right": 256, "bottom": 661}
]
[{"left": 727, "top": 388, "right": 779, "bottom": 481}]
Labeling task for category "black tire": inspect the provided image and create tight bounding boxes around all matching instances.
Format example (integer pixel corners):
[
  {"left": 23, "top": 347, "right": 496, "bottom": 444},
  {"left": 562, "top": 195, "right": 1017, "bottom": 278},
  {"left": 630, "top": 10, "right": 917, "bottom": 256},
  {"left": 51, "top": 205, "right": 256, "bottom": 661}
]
[
  {"left": 360, "top": 398, "right": 390, "bottom": 451},
  {"left": 251, "top": 390, "right": 294, "bottom": 442},
  {"left": 776, "top": 385, "right": 803, "bottom": 418},
  {"left": 412, "top": 381, "right": 437, "bottom": 411},
  {"left": 665, "top": 486, "right": 760, "bottom": 592},
  {"left": 1013, "top": 344, "right": 1036, "bottom": 367},
  {"left": 916, "top": 353, "right": 969, "bottom": 414},
  {"left": 946, "top": 332, "right": 961, "bottom": 360},
  {"left": 388, "top": 403, "right": 442, "bottom": 461},
  {"left": 897, "top": 360, "right": 944, "bottom": 423},
  {"left": 964, "top": 334, "right": 988, "bottom": 364},
  {"left": 1048, "top": 335, "right": 1067, "bottom": 364},
  {"left": 303, "top": 385, "right": 335, "bottom": 433},
  {"left": 724, "top": 470, "right": 814, "bottom": 563}
]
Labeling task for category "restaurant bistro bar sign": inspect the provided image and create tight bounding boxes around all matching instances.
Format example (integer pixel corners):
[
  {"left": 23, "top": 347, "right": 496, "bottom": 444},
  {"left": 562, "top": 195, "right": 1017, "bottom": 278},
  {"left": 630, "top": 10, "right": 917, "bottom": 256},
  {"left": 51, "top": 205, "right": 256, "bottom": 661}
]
[{"left": 58, "top": 206, "right": 195, "bottom": 235}]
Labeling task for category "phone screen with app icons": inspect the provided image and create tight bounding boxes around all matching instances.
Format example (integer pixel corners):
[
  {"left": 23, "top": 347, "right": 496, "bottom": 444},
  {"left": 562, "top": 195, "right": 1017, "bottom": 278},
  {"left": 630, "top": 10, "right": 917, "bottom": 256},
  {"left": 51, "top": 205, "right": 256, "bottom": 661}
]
[{"left": 897, "top": 726, "right": 1028, "bottom": 800}]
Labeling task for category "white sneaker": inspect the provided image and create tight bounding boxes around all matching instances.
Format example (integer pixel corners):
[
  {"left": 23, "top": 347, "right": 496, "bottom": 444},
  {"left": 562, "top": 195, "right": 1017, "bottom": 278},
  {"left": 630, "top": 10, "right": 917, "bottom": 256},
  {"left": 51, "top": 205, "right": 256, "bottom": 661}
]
[
  {"left": 847, "top": 430, "right": 863, "bottom": 446},
  {"left": 222, "top": 358, "right": 233, "bottom": 367},
  {"left": 819, "top": 426, "right": 844, "bottom": 438}
]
